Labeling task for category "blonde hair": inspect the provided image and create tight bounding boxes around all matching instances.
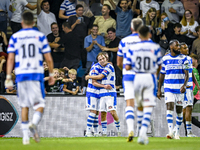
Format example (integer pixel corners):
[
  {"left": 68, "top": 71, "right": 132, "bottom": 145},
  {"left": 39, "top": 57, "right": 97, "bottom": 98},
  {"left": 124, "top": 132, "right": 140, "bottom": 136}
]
[
  {"left": 146, "top": 7, "right": 157, "bottom": 28},
  {"left": 181, "top": 10, "right": 195, "bottom": 26},
  {"left": 58, "top": 68, "right": 65, "bottom": 73},
  {"left": 158, "top": 12, "right": 168, "bottom": 27},
  {"left": 68, "top": 69, "right": 77, "bottom": 75}
]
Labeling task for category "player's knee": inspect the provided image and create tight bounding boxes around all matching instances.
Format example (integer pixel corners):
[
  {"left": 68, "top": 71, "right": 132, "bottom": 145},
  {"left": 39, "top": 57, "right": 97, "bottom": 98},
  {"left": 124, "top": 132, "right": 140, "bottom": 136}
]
[
  {"left": 176, "top": 106, "right": 183, "bottom": 114},
  {"left": 166, "top": 102, "right": 174, "bottom": 110},
  {"left": 101, "top": 112, "right": 107, "bottom": 120}
]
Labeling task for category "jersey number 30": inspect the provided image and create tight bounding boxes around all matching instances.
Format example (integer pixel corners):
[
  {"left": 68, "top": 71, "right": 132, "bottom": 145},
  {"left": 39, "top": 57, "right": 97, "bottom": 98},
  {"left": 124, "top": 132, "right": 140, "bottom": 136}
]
[{"left": 136, "top": 56, "right": 150, "bottom": 71}]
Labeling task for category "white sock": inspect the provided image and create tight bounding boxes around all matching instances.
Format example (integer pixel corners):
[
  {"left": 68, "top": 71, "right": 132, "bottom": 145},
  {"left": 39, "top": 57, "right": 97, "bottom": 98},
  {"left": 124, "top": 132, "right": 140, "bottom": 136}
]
[
  {"left": 21, "top": 121, "right": 29, "bottom": 140},
  {"left": 101, "top": 121, "right": 107, "bottom": 134},
  {"left": 136, "top": 110, "right": 143, "bottom": 135},
  {"left": 93, "top": 115, "right": 99, "bottom": 134},
  {"left": 186, "top": 121, "right": 192, "bottom": 134},
  {"left": 114, "top": 120, "right": 120, "bottom": 132},
  {"left": 32, "top": 111, "right": 43, "bottom": 125},
  {"left": 125, "top": 106, "right": 134, "bottom": 134},
  {"left": 175, "top": 112, "right": 183, "bottom": 135},
  {"left": 86, "top": 112, "right": 96, "bottom": 134},
  {"left": 166, "top": 110, "right": 174, "bottom": 134},
  {"left": 139, "top": 107, "right": 153, "bottom": 137}
]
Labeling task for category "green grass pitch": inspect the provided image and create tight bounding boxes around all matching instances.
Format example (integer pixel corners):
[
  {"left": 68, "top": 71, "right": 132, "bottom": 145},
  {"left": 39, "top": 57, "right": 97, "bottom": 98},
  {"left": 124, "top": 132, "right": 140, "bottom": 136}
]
[{"left": 0, "top": 137, "right": 200, "bottom": 150}]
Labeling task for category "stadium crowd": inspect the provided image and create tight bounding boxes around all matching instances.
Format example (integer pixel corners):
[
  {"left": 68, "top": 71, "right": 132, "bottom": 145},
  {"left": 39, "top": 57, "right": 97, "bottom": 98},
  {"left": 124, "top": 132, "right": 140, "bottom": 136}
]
[{"left": 0, "top": 0, "right": 200, "bottom": 95}]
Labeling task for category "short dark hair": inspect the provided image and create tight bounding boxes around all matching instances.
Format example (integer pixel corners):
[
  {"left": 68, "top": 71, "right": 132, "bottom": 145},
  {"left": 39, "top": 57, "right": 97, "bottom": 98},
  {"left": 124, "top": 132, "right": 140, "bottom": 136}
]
[
  {"left": 22, "top": 11, "right": 34, "bottom": 25},
  {"left": 51, "top": 22, "right": 58, "bottom": 28},
  {"left": 169, "top": 39, "right": 179, "bottom": 46},
  {"left": 107, "top": 27, "right": 116, "bottom": 33},
  {"left": 92, "top": 24, "right": 98, "bottom": 28},
  {"left": 76, "top": 4, "right": 83, "bottom": 10},
  {"left": 138, "top": 26, "right": 149, "bottom": 37},
  {"left": 180, "top": 42, "right": 187, "bottom": 47},
  {"left": 62, "top": 22, "right": 71, "bottom": 29},
  {"left": 195, "top": 25, "right": 200, "bottom": 32},
  {"left": 174, "top": 23, "right": 182, "bottom": 29},
  {"left": 103, "top": 4, "right": 111, "bottom": 10},
  {"left": 41, "top": 0, "right": 49, "bottom": 9},
  {"left": 120, "top": 0, "right": 128, "bottom": 3},
  {"left": 131, "top": 18, "right": 143, "bottom": 32}
]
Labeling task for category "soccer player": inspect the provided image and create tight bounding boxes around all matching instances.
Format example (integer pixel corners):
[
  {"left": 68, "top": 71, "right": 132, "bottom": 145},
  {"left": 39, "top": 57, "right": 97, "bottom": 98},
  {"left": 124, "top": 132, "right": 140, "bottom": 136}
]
[
  {"left": 157, "top": 40, "right": 189, "bottom": 140},
  {"left": 117, "top": 18, "right": 143, "bottom": 142},
  {"left": 5, "top": 11, "right": 55, "bottom": 145},
  {"left": 86, "top": 52, "right": 121, "bottom": 137},
  {"left": 180, "top": 43, "right": 200, "bottom": 137},
  {"left": 126, "top": 26, "right": 162, "bottom": 145},
  {"left": 85, "top": 54, "right": 112, "bottom": 137}
]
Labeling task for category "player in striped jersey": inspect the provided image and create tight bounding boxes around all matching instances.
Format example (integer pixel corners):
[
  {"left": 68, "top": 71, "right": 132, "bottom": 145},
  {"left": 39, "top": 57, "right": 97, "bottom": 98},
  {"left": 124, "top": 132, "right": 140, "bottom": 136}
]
[
  {"left": 85, "top": 59, "right": 112, "bottom": 137},
  {"left": 126, "top": 26, "right": 162, "bottom": 145},
  {"left": 86, "top": 52, "right": 121, "bottom": 137},
  {"left": 180, "top": 43, "right": 200, "bottom": 137},
  {"left": 5, "top": 12, "right": 55, "bottom": 145},
  {"left": 157, "top": 40, "right": 189, "bottom": 140},
  {"left": 117, "top": 18, "right": 143, "bottom": 142},
  {"left": 59, "top": 0, "right": 76, "bottom": 21}
]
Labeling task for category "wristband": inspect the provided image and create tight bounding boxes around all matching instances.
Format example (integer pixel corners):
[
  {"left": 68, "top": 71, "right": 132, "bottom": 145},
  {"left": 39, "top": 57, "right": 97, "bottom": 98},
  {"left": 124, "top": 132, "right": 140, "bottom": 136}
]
[
  {"left": 6, "top": 74, "right": 11, "bottom": 79},
  {"left": 49, "top": 73, "right": 54, "bottom": 77},
  {"left": 184, "top": 86, "right": 186, "bottom": 89}
]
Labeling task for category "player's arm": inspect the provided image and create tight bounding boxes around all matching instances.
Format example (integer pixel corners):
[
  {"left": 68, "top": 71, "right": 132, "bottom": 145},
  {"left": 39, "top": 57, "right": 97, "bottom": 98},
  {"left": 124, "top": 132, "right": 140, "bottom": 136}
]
[
  {"left": 59, "top": 10, "right": 70, "bottom": 19},
  {"left": 92, "top": 80, "right": 112, "bottom": 89},
  {"left": 157, "top": 73, "right": 165, "bottom": 99},
  {"left": 44, "top": 53, "right": 55, "bottom": 85},
  {"left": 192, "top": 71, "right": 200, "bottom": 90},
  {"left": 85, "top": 74, "right": 105, "bottom": 80},
  {"left": 117, "top": 56, "right": 123, "bottom": 70},
  {"left": 5, "top": 53, "right": 15, "bottom": 89},
  {"left": 180, "top": 70, "right": 189, "bottom": 93}
]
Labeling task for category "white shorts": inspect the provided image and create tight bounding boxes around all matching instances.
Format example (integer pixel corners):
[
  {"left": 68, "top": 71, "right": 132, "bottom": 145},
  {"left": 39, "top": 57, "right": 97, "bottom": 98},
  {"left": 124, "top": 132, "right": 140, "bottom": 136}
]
[
  {"left": 123, "top": 80, "right": 135, "bottom": 100},
  {"left": 134, "top": 74, "right": 157, "bottom": 107},
  {"left": 99, "top": 96, "right": 117, "bottom": 112},
  {"left": 165, "top": 92, "right": 184, "bottom": 106},
  {"left": 17, "top": 81, "right": 45, "bottom": 110},
  {"left": 85, "top": 96, "right": 100, "bottom": 111},
  {"left": 183, "top": 88, "right": 194, "bottom": 108}
]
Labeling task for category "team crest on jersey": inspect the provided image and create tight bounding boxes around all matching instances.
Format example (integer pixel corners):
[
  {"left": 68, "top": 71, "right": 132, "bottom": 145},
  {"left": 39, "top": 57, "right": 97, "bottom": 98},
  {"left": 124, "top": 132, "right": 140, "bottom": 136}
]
[
  {"left": 104, "top": 70, "right": 108, "bottom": 73},
  {"left": 177, "top": 101, "right": 182, "bottom": 104},
  {"left": 108, "top": 106, "right": 112, "bottom": 109},
  {"left": 178, "top": 60, "right": 182, "bottom": 64},
  {"left": 92, "top": 70, "right": 95, "bottom": 73}
]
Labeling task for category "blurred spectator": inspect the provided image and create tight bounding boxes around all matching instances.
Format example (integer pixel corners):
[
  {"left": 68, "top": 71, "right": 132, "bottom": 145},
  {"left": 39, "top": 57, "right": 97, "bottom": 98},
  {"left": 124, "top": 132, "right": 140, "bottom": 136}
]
[
  {"left": 181, "top": 0, "right": 200, "bottom": 22},
  {"left": 84, "top": 24, "right": 105, "bottom": 70},
  {"left": 101, "top": 0, "right": 119, "bottom": 19},
  {"left": 5, "top": 73, "right": 16, "bottom": 94},
  {"left": 47, "top": 22, "right": 64, "bottom": 68},
  {"left": 90, "top": 0, "right": 103, "bottom": 16},
  {"left": 140, "top": 0, "right": 160, "bottom": 18},
  {"left": 37, "top": 0, "right": 57, "bottom": 36},
  {"left": 0, "top": 0, "right": 12, "bottom": 35},
  {"left": 53, "top": 22, "right": 81, "bottom": 70},
  {"left": 142, "top": 7, "right": 157, "bottom": 41},
  {"left": 59, "top": 0, "right": 76, "bottom": 22},
  {"left": 0, "top": 30, "right": 8, "bottom": 53},
  {"left": 59, "top": 68, "right": 66, "bottom": 79},
  {"left": 161, "top": 0, "right": 184, "bottom": 23},
  {"left": 9, "top": 0, "right": 37, "bottom": 33},
  {"left": 94, "top": 4, "right": 116, "bottom": 45},
  {"left": 81, "top": 67, "right": 90, "bottom": 94},
  {"left": 99, "top": 27, "right": 122, "bottom": 87},
  {"left": 0, "top": 55, "right": 6, "bottom": 73},
  {"left": 63, "top": 69, "right": 79, "bottom": 95},
  {"left": 68, "top": 4, "right": 93, "bottom": 68},
  {"left": 108, "top": 0, "right": 137, "bottom": 39},
  {"left": 191, "top": 26, "right": 200, "bottom": 63},
  {"left": 170, "top": 23, "right": 194, "bottom": 49},
  {"left": 180, "top": 10, "right": 199, "bottom": 39},
  {"left": 77, "top": 0, "right": 94, "bottom": 18}
]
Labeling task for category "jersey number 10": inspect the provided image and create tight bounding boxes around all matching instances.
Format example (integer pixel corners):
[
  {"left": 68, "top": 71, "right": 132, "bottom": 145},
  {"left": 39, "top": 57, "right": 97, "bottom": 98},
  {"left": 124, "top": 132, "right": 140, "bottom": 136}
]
[{"left": 22, "top": 44, "right": 35, "bottom": 58}]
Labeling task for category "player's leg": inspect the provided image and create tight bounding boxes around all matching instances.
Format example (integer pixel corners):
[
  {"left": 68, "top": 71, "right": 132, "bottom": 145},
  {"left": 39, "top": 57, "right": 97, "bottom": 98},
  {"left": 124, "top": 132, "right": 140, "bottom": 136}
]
[
  {"left": 99, "top": 97, "right": 107, "bottom": 136},
  {"left": 165, "top": 92, "right": 175, "bottom": 139},
  {"left": 29, "top": 81, "right": 46, "bottom": 143},
  {"left": 136, "top": 107, "right": 143, "bottom": 137},
  {"left": 124, "top": 80, "right": 135, "bottom": 141},
  {"left": 18, "top": 82, "right": 31, "bottom": 145},
  {"left": 93, "top": 111, "right": 99, "bottom": 137},
  {"left": 182, "top": 108, "right": 187, "bottom": 136}
]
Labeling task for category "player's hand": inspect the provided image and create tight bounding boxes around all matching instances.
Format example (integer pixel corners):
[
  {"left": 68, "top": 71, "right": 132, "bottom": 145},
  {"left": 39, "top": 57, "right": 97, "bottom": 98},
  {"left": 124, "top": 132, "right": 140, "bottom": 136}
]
[
  {"left": 104, "top": 85, "right": 112, "bottom": 90},
  {"left": 180, "top": 85, "right": 186, "bottom": 93},
  {"left": 48, "top": 76, "right": 55, "bottom": 86},
  {"left": 5, "top": 79, "right": 14, "bottom": 90},
  {"left": 85, "top": 75, "right": 90, "bottom": 80},
  {"left": 157, "top": 89, "right": 162, "bottom": 100}
]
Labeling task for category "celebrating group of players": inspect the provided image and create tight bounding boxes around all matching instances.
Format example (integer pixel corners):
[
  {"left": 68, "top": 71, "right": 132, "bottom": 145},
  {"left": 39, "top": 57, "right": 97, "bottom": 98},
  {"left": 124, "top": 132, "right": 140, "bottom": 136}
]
[{"left": 4, "top": 11, "right": 199, "bottom": 145}]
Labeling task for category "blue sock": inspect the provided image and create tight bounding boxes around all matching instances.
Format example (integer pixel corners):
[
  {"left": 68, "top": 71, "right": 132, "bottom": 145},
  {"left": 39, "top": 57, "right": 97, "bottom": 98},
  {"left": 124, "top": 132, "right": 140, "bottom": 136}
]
[
  {"left": 86, "top": 113, "right": 95, "bottom": 134},
  {"left": 93, "top": 115, "right": 99, "bottom": 134}
]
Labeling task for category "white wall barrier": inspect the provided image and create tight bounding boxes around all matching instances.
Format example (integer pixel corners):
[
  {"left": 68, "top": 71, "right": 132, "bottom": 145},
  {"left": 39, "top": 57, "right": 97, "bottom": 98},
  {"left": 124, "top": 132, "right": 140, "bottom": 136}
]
[{"left": 2, "top": 95, "right": 200, "bottom": 137}]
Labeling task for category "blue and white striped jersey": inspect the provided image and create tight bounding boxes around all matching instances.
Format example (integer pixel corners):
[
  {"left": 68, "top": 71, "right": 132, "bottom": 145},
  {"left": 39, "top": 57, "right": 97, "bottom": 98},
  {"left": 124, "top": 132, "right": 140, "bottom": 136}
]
[
  {"left": 86, "top": 62, "right": 104, "bottom": 98},
  {"left": 117, "top": 33, "right": 140, "bottom": 81},
  {"left": 160, "top": 53, "right": 190, "bottom": 94},
  {"left": 99, "top": 63, "right": 117, "bottom": 97},
  {"left": 7, "top": 28, "right": 51, "bottom": 83},
  {"left": 60, "top": 0, "right": 76, "bottom": 17},
  {"left": 126, "top": 40, "right": 162, "bottom": 74},
  {"left": 186, "top": 56, "right": 193, "bottom": 89}
]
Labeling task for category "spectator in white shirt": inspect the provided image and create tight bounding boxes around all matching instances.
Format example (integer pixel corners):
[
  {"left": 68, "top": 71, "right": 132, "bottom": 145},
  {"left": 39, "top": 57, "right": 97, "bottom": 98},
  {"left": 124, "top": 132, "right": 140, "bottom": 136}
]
[
  {"left": 140, "top": 0, "right": 160, "bottom": 18},
  {"left": 37, "top": 0, "right": 57, "bottom": 36}
]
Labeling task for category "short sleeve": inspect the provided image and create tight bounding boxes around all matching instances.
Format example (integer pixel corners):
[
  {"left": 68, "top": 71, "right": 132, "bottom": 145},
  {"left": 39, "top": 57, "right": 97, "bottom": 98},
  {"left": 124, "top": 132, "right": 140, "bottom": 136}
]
[
  {"left": 117, "top": 40, "right": 125, "bottom": 57},
  {"left": 126, "top": 49, "right": 132, "bottom": 66},
  {"left": 60, "top": 1, "right": 66, "bottom": 10},
  {"left": 183, "top": 58, "right": 190, "bottom": 70},
  {"left": 40, "top": 35, "right": 51, "bottom": 54},
  {"left": 160, "top": 57, "right": 166, "bottom": 74},
  {"left": 7, "top": 35, "right": 16, "bottom": 54}
]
